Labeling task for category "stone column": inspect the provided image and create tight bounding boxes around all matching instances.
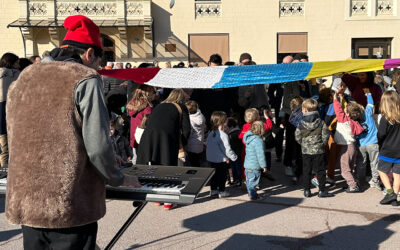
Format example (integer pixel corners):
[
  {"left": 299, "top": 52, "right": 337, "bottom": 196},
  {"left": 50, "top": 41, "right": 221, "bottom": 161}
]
[
  {"left": 116, "top": 0, "right": 129, "bottom": 59},
  {"left": 21, "top": 27, "right": 35, "bottom": 57}
]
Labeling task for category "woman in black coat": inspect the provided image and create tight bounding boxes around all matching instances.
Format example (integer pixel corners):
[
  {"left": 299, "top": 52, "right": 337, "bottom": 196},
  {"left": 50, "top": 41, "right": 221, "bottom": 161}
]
[{"left": 137, "top": 88, "right": 191, "bottom": 166}]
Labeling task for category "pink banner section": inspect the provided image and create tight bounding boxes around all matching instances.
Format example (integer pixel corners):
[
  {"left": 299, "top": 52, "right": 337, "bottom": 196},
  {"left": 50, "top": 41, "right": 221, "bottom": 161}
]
[{"left": 384, "top": 59, "right": 400, "bottom": 70}]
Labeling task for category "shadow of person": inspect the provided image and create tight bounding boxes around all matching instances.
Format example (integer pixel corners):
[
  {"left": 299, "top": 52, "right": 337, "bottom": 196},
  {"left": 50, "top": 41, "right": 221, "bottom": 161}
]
[
  {"left": 0, "top": 196, "right": 4, "bottom": 213},
  {"left": 0, "top": 229, "right": 22, "bottom": 243},
  {"left": 183, "top": 196, "right": 303, "bottom": 232},
  {"left": 214, "top": 214, "right": 400, "bottom": 249}
]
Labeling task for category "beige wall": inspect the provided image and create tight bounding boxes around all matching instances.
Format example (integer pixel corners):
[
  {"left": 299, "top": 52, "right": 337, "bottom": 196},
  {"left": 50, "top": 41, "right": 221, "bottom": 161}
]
[
  {"left": 0, "top": 1, "right": 23, "bottom": 57},
  {"left": 152, "top": 0, "right": 400, "bottom": 63},
  {"left": 1, "top": 0, "right": 400, "bottom": 64}
]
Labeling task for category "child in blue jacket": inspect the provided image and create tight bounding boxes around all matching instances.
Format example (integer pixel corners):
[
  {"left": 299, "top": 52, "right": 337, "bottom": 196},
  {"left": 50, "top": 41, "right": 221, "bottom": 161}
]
[
  {"left": 356, "top": 89, "right": 381, "bottom": 190},
  {"left": 243, "top": 121, "right": 267, "bottom": 200}
]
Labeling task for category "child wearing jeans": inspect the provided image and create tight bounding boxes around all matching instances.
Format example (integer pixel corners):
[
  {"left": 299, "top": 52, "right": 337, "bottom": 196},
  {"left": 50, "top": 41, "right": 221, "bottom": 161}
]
[
  {"left": 377, "top": 91, "right": 400, "bottom": 205},
  {"left": 295, "top": 99, "right": 333, "bottom": 198},
  {"left": 333, "top": 92, "right": 365, "bottom": 193},
  {"left": 243, "top": 121, "right": 267, "bottom": 200},
  {"left": 206, "top": 111, "right": 238, "bottom": 198},
  {"left": 239, "top": 108, "right": 273, "bottom": 179}
]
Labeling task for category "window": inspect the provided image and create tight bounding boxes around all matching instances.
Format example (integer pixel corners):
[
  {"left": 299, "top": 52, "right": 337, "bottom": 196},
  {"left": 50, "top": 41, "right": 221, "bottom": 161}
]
[
  {"left": 101, "top": 34, "right": 115, "bottom": 66},
  {"left": 352, "top": 38, "right": 392, "bottom": 59}
]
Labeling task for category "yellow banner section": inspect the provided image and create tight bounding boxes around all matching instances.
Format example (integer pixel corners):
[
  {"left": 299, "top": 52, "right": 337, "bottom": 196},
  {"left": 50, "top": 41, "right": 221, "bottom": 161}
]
[{"left": 306, "top": 59, "right": 386, "bottom": 79}]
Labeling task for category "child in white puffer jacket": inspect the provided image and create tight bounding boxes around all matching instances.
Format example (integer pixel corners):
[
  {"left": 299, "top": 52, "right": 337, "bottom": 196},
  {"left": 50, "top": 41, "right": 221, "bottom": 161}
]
[{"left": 185, "top": 100, "right": 206, "bottom": 167}]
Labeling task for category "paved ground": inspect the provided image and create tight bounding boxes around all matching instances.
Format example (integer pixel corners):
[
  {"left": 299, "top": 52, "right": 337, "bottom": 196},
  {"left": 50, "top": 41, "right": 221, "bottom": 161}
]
[{"left": 1, "top": 159, "right": 400, "bottom": 250}]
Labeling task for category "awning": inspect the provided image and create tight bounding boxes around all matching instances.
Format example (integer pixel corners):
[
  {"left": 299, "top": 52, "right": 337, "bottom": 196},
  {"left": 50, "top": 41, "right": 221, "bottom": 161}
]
[{"left": 8, "top": 19, "right": 149, "bottom": 28}]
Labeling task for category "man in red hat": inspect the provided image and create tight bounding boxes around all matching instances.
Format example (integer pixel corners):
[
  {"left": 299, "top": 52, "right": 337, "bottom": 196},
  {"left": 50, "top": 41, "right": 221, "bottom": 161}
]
[{"left": 5, "top": 15, "right": 140, "bottom": 249}]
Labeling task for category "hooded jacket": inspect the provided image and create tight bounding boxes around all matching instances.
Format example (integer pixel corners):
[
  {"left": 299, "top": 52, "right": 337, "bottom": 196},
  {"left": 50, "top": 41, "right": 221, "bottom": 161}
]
[
  {"left": 295, "top": 111, "right": 329, "bottom": 155},
  {"left": 243, "top": 131, "right": 266, "bottom": 170},
  {"left": 186, "top": 109, "right": 206, "bottom": 154},
  {"left": 333, "top": 99, "right": 364, "bottom": 145}
]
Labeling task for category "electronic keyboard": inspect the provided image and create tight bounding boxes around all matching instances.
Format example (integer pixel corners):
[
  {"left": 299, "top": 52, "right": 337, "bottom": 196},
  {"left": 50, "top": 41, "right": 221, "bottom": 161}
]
[{"left": 106, "top": 165, "right": 215, "bottom": 204}]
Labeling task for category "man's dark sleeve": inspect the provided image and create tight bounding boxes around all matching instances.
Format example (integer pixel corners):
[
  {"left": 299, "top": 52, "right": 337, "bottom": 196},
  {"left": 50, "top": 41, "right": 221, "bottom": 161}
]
[{"left": 75, "top": 77, "right": 124, "bottom": 187}]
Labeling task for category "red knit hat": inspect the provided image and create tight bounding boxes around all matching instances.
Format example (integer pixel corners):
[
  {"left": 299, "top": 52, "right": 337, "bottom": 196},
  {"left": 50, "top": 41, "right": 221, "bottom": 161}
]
[{"left": 62, "top": 15, "right": 102, "bottom": 50}]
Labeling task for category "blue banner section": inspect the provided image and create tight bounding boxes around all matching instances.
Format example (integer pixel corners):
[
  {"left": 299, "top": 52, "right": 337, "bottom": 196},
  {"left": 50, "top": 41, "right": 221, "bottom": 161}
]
[{"left": 212, "top": 62, "right": 314, "bottom": 88}]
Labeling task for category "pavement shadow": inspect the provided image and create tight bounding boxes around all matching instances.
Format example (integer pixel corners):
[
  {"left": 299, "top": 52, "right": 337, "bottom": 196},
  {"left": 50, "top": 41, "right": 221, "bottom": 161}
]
[
  {"left": 0, "top": 229, "right": 21, "bottom": 243},
  {"left": 215, "top": 214, "right": 400, "bottom": 249},
  {"left": 183, "top": 196, "right": 302, "bottom": 232}
]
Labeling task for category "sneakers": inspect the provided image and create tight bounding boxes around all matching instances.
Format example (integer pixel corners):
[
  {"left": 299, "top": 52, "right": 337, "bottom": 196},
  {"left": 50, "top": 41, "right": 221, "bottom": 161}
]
[
  {"left": 369, "top": 180, "right": 382, "bottom": 191},
  {"left": 250, "top": 194, "right": 261, "bottom": 201},
  {"left": 285, "top": 166, "right": 294, "bottom": 176},
  {"left": 163, "top": 203, "right": 177, "bottom": 210},
  {"left": 318, "top": 190, "right": 334, "bottom": 198},
  {"left": 219, "top": 191, "right": 230, "bottom": 198},
  {"left": 345, "top": 185, "right": 360, "bottom": 193},
  {"left": 210, "top": 190, "right": 218, "bottom": 197},
  {"left": 326, "top": 177, "right": 335, "bottom": 186},
  {"left": 230, "top": 180, "right": 241, "bottom": 187},
  {"left": 311, "top": 177, "right": 319, "bottom": 188},
  {"left": 154, "top": 202, "right": 162, "bottom": 206},
  {"left": 380, "top": 192, "right": 397, "bottom": 205},
  {"left": 304, "top": 189, "right": 312, "bottom": 198}
]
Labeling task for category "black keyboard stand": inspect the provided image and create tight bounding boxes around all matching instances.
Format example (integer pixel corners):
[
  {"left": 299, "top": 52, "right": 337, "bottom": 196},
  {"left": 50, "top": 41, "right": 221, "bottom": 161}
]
[{"left": 105, "top": 201, "right": 148, "bottom": 250}]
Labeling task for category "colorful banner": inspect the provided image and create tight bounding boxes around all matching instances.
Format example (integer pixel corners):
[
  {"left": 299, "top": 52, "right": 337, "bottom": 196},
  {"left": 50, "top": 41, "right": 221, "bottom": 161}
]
[{"left": 98, "top": 59, "right": 400, "bottom": 89}]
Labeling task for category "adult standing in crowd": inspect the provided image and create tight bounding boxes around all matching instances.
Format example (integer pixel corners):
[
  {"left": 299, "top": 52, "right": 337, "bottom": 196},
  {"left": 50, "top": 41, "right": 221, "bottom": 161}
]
[
  {"left": 238, "top": 53, "right": 269, "bottom": 112},
  {"left": 0, "top": 52, "right": 20, "bottom": 168},
  {"left": 5, "top": 15, "right": 140, "bottom": 250},
  {"left": 269, "top": 55, "right": 293, "bottom": 162},
  {"left": 341, "top": 72, "right": 382, "bottom": 108},
  {"left": 137, "top": 88, "right": 191, "bottom": 167},
  {"left": 136, "top": 88, "right": 190, "bottom": 210},
  {"left": 191, "top": 54, "right": 235, "bottom": 127}
]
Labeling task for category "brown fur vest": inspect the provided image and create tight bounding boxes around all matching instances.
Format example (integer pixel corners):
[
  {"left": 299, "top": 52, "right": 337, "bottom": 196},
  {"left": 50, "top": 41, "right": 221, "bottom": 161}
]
[{"left": 6, "top": 62, "right": 106, "bottom": 228}]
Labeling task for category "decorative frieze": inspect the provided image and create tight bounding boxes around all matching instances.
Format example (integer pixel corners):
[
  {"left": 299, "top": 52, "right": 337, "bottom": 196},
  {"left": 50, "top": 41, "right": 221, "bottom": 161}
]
[
  {"left": 56, "top": 2, "right": 117, "bottom": 17},
  {"left": 195, "top": 1, "right": 221, "bottom": 17},
  {"left": 29, "top": 1, "right": 47, "bottom": 16},
  {"left": 351, "top": 0, "right": 369, "bottom": 16},
  {"left": 127, "top": 2, "right": 143, "bottom": 16},
  {"left": 279, "top": 0, "right": 305, "bottom": 17},
  {"left": 377, "top": 0, "right": 393, "bottom": 15}
]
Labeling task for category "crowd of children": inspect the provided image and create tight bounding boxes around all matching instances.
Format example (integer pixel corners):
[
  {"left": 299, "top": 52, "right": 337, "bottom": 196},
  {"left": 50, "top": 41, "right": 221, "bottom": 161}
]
[{"left": 99, "top": 54, "right": 400, "bottom": 207}]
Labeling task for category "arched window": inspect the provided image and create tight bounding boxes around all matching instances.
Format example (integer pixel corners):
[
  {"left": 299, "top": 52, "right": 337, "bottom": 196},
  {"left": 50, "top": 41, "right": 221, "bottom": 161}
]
[{"left": 101, "top": 34, "right": 115, "bottom": 66}]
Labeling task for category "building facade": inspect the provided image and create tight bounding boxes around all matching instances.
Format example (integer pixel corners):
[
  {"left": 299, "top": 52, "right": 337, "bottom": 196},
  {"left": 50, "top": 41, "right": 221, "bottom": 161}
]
[{"left": 1, "top": 0, "right": 400, "bottom": 65}]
